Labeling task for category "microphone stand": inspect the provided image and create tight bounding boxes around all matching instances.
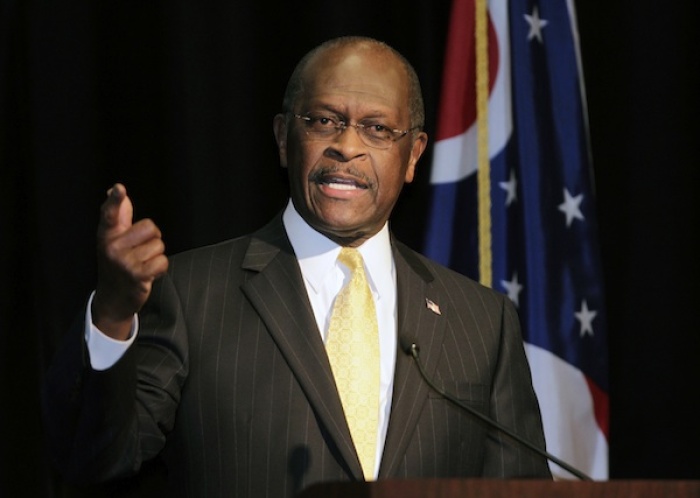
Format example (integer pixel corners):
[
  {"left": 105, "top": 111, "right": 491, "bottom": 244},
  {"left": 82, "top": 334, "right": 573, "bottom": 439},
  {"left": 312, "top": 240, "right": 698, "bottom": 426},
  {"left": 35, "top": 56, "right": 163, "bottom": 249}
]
[{"left": 407, "top": 342, "right": 593, "bottom": 481}]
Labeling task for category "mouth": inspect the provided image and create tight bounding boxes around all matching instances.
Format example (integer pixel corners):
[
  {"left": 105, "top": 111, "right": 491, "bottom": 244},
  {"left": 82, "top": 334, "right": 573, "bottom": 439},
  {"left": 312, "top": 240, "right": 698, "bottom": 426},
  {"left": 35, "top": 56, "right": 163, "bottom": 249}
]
[{"left": 310, "top": 168, "right": 373, "bottom": 192}]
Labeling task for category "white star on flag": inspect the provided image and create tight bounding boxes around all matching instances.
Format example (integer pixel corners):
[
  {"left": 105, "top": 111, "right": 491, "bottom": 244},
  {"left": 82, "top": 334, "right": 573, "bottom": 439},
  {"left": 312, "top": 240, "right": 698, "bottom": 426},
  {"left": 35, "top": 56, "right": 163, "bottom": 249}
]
[
  {"left": 575, "top": 300, "right": 597, "bottom": 337},
  {"left": 498, "top": 169, "right": 518, "bottom": 206},
  {"left": 501, "top": 272, "right": 524, "bottom": 307},
  {"left": 558, "top": 188, "right": 585, "bottom": 227},
  {"left": 524, "top": 6, "right": 549, "bottom": 43}
]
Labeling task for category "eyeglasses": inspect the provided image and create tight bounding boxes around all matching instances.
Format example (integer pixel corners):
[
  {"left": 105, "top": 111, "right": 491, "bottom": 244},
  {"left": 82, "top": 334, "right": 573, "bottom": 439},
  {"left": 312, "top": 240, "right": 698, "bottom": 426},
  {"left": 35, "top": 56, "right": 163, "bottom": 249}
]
[{"left": 291, "top": 112, "right": 417, "bottom": 150}]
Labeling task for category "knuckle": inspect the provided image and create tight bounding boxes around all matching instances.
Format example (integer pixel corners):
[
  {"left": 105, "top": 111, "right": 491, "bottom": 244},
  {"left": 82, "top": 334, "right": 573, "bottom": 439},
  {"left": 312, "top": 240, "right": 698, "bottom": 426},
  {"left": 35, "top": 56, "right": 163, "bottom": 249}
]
[{"left": 136, "top": 218, "right": 161, "bottom": 238}]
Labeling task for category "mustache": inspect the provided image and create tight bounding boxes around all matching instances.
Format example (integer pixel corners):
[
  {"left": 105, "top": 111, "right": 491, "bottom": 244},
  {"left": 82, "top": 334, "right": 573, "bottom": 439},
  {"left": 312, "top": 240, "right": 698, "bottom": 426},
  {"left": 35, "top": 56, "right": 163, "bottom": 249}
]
[{"left": 308, "top": 166, "right": 375, "bottom": 188}]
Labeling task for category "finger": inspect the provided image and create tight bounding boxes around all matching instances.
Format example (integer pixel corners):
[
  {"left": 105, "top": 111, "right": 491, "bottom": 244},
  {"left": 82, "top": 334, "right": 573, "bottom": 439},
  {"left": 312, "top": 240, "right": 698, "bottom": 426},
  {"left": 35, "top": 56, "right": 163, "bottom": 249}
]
[
  {"left": 100, "top": 183, "right": 133, "bottom": 233},
  {"left": 141, "top": 254, "right": 169, "bottom": 281},
  {"left": 118, "top": 251, "right": 169, "bottom": 284},
  {"left": 108, "top": 218, "right": 162, "bottom": 251},
  {"left": 105, "top": 182, "right": 126, "bottom": 200},
  {"left": 101, "top": 222, "right": 166, "bottom": 280},
  {"left": 129, "top": 237, "right": 166, "bottom": 267}
]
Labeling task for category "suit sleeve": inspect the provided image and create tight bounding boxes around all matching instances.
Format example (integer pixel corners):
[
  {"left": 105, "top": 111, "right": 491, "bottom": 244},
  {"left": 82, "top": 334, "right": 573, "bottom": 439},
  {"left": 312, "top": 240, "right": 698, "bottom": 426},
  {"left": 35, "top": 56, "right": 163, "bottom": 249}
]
[
  {"left": 42, "top": 273, "right": 189, "bottom": 485},
  {"left": 481, "top": 295, "right": 552, "bottom": 478}
]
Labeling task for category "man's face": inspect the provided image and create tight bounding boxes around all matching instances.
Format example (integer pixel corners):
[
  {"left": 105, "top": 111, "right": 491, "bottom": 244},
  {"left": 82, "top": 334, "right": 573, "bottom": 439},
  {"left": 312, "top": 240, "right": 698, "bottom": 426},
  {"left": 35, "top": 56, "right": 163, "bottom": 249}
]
[{"left": 274, "top": 45, "right": 427, "bottom": 246}]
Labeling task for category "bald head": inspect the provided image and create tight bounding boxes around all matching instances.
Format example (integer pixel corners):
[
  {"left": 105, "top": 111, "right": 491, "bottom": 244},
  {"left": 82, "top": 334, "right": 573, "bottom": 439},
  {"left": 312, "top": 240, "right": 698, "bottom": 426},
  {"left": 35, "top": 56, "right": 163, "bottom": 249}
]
[{"left": 282, "top": 37, "right": 425, "bottom": 131}]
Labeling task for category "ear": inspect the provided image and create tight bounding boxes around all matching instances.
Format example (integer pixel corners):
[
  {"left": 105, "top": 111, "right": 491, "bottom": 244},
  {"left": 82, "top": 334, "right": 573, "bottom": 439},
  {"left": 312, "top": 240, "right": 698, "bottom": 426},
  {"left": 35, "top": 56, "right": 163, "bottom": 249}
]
[
  {"left": 273, "top": 113, "right": 288, "bottom": 168},
  {"left": 404, "top": 131, "right": 428, "bottom": 183}
]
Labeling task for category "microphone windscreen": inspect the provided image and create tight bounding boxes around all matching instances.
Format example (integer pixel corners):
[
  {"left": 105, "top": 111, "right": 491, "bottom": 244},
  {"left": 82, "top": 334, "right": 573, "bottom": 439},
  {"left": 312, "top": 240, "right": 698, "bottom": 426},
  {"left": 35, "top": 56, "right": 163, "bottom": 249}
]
[{"left": 398, "top": 335, "right": 416, "bottom": 355}]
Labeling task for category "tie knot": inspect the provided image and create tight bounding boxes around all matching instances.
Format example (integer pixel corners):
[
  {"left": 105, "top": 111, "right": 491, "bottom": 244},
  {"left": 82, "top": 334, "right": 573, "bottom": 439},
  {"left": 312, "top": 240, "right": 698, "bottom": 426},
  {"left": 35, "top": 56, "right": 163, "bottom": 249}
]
[{"left": 338, "top": 247, "right": 364, "bottom": 273}]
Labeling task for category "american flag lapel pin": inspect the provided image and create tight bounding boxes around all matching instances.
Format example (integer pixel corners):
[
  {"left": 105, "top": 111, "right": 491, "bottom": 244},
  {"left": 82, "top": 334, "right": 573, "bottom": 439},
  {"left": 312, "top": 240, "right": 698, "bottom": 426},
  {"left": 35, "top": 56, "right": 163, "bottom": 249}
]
[{"left": 425, "top": 298, "right": 441, "bottom": 315}]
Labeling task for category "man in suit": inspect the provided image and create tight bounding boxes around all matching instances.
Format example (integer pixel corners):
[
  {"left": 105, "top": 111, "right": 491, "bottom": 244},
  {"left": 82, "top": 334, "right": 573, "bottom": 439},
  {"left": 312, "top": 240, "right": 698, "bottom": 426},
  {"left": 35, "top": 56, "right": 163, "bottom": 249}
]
[{"left": 43, "top": 36, "right": 551, "bottom": 497}]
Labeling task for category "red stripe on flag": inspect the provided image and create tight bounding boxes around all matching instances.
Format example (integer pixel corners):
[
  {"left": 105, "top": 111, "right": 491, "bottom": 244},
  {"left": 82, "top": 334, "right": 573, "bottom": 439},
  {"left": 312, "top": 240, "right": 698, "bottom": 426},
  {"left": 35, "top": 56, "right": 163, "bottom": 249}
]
[
  {"left": 435, "top": 0, "right": 500, "bottom": 141},
  {"left": 585, "top": 375, "right": 609, "bottom": 440}
]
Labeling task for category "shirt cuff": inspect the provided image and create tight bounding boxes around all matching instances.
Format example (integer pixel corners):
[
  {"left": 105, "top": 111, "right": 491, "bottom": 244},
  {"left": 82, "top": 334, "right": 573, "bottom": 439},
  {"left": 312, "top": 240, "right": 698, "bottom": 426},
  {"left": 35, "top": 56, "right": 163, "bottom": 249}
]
[{"left": 84, "top": 291, "right": 138, "bottom": 371}]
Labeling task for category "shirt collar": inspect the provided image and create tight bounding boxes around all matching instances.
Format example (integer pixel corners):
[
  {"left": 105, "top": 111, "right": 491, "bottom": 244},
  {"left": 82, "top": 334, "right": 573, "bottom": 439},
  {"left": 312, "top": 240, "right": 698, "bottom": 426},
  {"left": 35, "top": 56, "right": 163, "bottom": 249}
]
[{"left": 282, "top": 200, "right": 394, "bottom": 296}]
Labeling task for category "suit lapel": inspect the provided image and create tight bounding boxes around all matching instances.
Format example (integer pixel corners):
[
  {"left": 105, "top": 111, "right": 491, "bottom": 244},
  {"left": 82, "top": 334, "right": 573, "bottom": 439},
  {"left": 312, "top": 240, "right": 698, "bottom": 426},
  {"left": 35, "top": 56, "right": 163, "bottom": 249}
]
[
  {"left": 239, "top": 217, "right": 363, "bottom": 479},
  {"left": 379, "top": 242, "right": 448, "bottom": 477},
  {"left": 238, "top": 220, "right": 446, "bottom": 479}
]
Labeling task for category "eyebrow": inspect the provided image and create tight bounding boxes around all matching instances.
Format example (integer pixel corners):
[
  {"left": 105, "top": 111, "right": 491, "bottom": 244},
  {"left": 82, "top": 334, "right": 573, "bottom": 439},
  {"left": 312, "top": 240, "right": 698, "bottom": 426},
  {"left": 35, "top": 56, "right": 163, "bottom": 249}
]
[
  {"left": 305, "top": 103, "right": 395, "bottom": 122},
  {"left": 309, "top": 101, "right": 391, "bottom": 119}
]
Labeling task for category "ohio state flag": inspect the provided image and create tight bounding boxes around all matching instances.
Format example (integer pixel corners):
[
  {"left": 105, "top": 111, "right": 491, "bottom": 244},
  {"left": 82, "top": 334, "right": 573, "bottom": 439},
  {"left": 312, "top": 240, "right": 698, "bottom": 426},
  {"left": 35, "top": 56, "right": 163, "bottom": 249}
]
[{"left": 424, "top": 0, "right": 608, "bottom": 479}]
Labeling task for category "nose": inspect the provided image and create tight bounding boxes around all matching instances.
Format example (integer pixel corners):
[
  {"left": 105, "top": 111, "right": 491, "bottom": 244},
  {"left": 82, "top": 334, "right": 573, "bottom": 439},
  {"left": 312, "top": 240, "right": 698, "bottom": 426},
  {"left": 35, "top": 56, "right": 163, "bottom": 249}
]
[{"left": 325, "top": 124, "right": 367, "bottom": 161}]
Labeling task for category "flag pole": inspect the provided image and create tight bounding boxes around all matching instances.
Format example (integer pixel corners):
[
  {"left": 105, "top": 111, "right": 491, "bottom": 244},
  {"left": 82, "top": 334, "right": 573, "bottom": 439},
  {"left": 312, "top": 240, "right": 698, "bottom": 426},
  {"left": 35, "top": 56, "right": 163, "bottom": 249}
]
[{"left": 475, "top": 0, "right": 492, "bottom": 288}]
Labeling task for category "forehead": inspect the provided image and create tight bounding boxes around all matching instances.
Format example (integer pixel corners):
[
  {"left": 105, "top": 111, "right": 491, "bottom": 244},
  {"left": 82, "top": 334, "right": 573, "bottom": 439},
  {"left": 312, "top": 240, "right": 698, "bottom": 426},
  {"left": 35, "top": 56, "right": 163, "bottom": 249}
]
[{"left": 298, "top": 45, "right": 410, "bottom": 118}]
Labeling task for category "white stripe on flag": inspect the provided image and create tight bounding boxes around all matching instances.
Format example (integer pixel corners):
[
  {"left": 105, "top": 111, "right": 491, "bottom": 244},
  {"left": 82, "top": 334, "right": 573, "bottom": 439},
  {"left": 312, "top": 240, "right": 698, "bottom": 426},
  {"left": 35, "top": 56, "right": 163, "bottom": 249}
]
[
  {"left": 525, "top": 343, "right": 608, "bottom": 480},
  {"left": 429, "top": 0, "right": 512, "bottom": 186}
]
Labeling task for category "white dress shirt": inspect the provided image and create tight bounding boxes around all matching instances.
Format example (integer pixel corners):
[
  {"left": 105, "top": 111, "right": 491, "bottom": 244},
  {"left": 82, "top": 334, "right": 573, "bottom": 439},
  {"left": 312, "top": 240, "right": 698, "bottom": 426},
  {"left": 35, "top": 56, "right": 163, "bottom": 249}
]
[
  {"left": 282, "top": 201, "right": 397, "bottom": 477},
  {"left": 86, "top": 201, "right": 398, "bottom": 477}
]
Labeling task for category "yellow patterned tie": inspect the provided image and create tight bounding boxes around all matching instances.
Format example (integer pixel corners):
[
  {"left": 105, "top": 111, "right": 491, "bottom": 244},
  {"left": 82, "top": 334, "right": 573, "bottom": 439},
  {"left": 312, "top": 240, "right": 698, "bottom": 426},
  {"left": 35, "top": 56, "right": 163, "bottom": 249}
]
[{"left": 326, "top": 247, "right": 380, "bottom": 480}]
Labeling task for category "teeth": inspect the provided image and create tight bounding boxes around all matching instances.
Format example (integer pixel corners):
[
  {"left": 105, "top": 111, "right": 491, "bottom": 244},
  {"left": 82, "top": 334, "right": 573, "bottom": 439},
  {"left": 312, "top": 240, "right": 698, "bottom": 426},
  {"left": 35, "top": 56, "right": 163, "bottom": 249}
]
[{"left": 327, "top": 182, "right": 359, "bottom": 190}]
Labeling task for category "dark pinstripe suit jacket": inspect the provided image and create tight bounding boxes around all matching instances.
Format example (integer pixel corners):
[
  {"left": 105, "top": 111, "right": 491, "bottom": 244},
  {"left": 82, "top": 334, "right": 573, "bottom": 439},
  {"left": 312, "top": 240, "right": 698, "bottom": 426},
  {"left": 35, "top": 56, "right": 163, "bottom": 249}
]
[{"left": 44, "top": 215, "right": 550, "bottom": 497}]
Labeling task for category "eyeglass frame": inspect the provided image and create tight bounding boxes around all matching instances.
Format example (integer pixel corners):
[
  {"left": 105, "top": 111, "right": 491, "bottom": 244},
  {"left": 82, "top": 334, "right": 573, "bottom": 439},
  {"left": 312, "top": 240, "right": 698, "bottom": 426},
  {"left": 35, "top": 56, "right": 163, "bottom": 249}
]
[{"left": 288, "top": 112, "right": 420, "bottom": 150}]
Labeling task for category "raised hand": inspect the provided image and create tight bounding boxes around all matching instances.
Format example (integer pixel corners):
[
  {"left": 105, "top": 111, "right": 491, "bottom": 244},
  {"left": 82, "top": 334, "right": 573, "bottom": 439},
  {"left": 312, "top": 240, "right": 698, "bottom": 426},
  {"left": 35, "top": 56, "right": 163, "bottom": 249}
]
[{"left": 92, "top": 183, "right": 168, "bottom": 340}]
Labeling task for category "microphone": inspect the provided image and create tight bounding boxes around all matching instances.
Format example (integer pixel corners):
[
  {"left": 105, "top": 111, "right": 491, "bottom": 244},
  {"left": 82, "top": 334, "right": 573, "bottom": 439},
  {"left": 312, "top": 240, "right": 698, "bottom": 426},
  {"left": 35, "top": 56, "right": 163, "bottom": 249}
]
[{"left": 400, "top": 337, "right": 593, "bottom": 481}]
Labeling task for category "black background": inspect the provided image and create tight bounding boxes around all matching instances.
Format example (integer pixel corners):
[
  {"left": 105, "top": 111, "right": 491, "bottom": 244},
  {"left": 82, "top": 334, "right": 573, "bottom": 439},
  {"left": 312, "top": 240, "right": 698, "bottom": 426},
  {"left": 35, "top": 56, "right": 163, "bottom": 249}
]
[{"left": 1, "top": 0, "right": 698, "bottom": 495}]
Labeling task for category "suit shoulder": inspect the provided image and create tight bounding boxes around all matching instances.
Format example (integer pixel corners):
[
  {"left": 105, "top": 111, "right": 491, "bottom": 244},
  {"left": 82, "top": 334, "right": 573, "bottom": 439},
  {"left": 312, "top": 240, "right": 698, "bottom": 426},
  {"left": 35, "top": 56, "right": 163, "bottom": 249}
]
[
  {"left": 395, "top": 240, "right": 508, "bottom": 306},
  {"left": 167, "top": 235, "right": 252, "bottom": 273}
]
